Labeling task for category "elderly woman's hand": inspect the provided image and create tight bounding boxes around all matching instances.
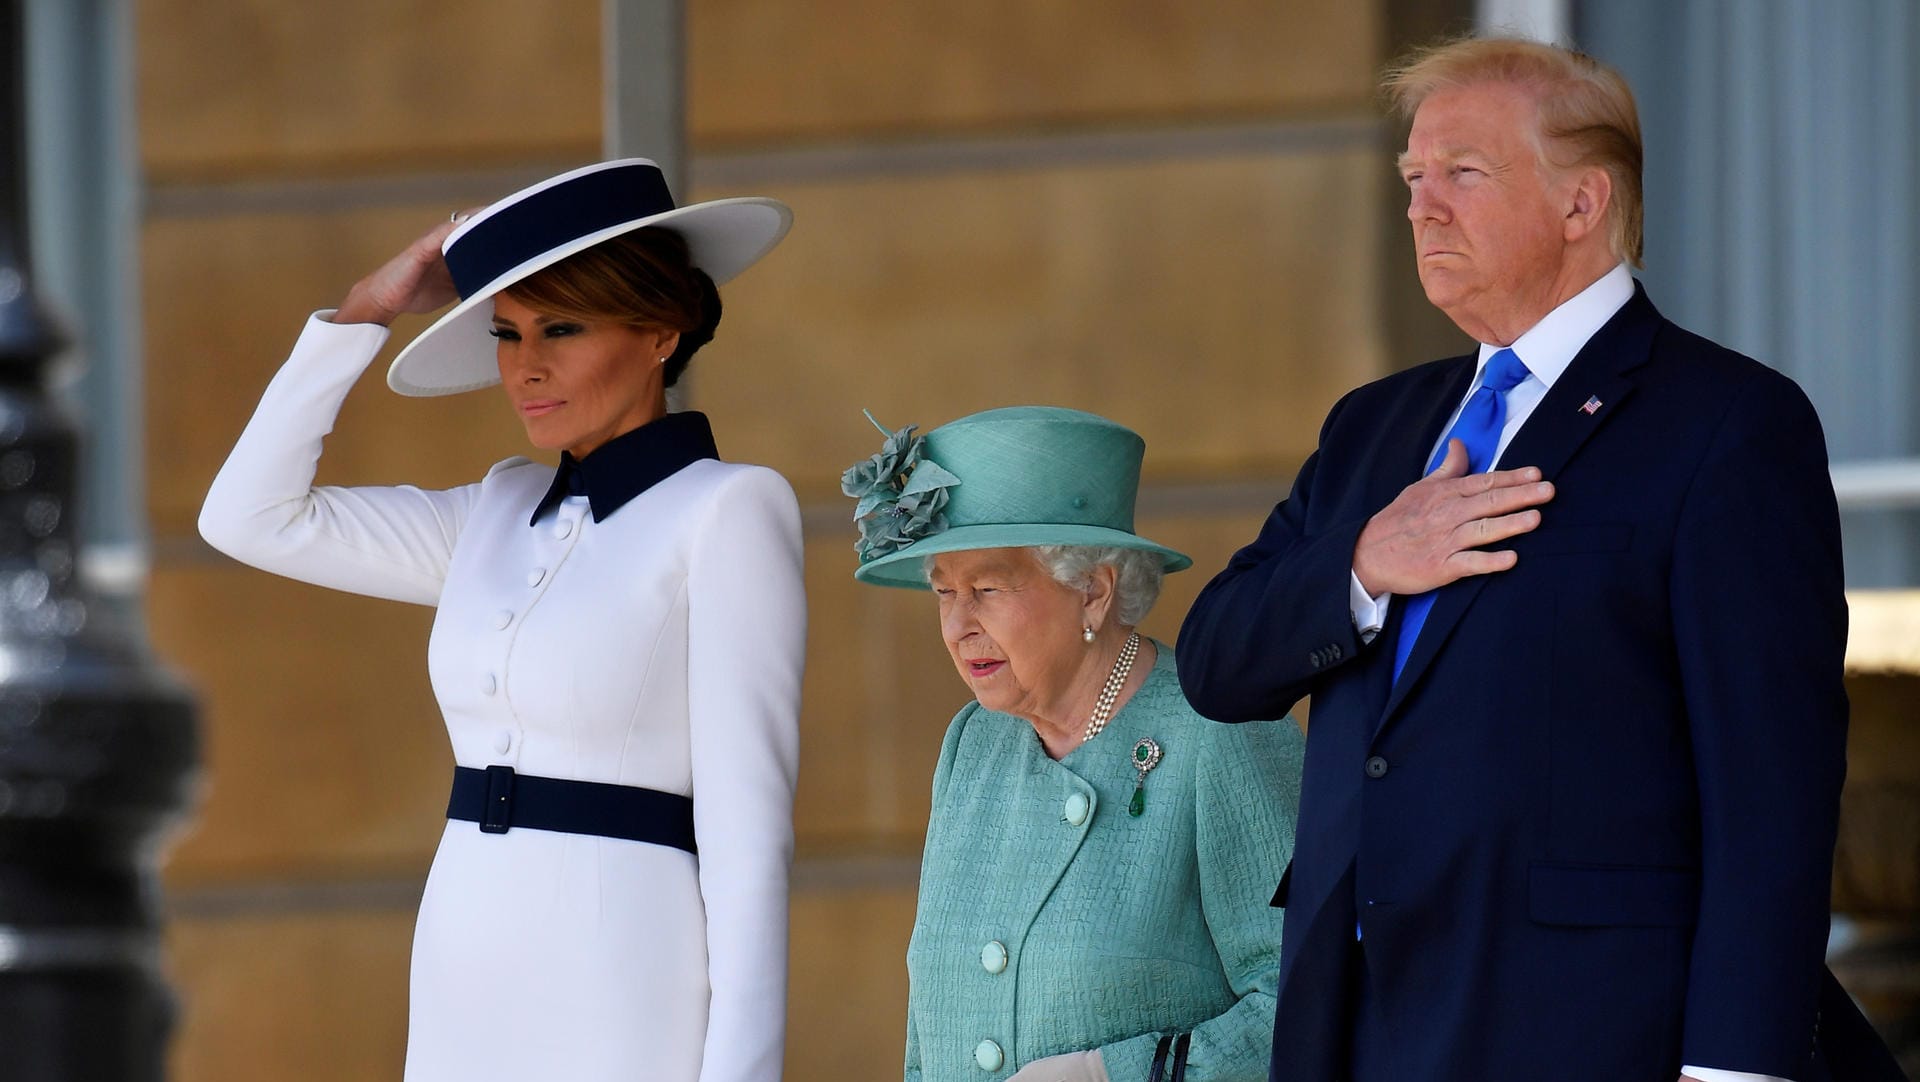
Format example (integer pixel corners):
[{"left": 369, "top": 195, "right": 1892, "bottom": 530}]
[
  {"left": 1005, "top": 1049, "right": 1107, "bottom": 1082},
  {"left": 331, "top": 210, "right": 478, "bottom": 326}
]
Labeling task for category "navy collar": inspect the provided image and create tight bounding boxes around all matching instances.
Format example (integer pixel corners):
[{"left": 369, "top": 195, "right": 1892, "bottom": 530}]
[{"left": 529, "top": 411, "right": 719, "bottom": 525}]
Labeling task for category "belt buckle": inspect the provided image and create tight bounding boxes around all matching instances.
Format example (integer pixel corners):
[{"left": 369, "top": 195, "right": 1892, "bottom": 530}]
[{"left": 480, "top": 764, "right": 515, "bottom": 834}]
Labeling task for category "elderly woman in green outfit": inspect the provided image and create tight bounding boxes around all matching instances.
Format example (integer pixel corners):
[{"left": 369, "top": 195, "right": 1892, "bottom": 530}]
[{"left": 844, "top": 407, "right": 1305, "bottom": 1082}]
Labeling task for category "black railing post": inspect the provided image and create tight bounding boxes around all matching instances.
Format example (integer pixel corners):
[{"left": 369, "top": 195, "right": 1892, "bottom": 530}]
[{"left": 0, "top": 2, "right": 200, "bottom": 1078}]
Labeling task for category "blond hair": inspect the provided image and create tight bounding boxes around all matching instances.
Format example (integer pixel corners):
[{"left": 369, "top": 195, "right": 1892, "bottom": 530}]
[{"left": 1384, "top": 37, "right": 1644, "bottom": 267}]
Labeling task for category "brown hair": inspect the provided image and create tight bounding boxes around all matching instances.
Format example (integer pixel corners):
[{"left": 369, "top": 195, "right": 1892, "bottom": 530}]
[
  {"left": 1384, "top": 36, "right": 1645, "bottom": 267},
  {"left": 502, "top": 226, "right": 721, "bottom": 387}
]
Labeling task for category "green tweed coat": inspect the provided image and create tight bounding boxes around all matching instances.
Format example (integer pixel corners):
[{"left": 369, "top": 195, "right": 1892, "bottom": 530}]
[{"left": 904, "top": 644, "right": 1303, "bottom": 1081}]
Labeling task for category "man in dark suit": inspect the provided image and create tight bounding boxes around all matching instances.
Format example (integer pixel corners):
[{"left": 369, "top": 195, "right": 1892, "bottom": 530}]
[{"left": 1177, "top": 38, "right": 1898, "bottom": 1082}]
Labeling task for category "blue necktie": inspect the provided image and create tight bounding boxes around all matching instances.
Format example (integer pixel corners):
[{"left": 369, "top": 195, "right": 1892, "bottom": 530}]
[{"left": 1390, "top": 347, "right": 1532, "bottom": 682}]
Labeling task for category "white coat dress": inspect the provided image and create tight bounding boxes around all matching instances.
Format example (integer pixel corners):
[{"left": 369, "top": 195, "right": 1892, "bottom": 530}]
[{"left": 198, "top": 313, "right": 805, "bottom": 1082}]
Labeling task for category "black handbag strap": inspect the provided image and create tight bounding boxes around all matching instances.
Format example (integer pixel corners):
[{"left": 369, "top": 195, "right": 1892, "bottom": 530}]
[
  {"left": 1147, "top": 1035, "right": 1173, "bottom": 1082},
  {"left": 1169, "top": 1033, "right": 1193, "bottom": 1082}
]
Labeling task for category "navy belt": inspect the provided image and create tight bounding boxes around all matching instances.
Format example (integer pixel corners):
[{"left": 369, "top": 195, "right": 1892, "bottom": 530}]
[{"left": 447, "top": 765, "right": 696, "bottom": 853}]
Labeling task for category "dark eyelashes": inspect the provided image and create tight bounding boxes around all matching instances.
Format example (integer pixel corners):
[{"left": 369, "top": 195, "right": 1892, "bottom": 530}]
[{"left": 487, "top": 324, "right": 582, "bottom": 341}]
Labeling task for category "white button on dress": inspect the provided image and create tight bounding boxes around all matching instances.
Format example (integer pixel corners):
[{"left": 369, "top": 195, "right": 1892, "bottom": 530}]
[
  {"left": 1063, "top": 791, "right": 1090, "bottom": 827},
  {"left": 973, "top": 1040, "right": 1004, "bottom": 1072}
]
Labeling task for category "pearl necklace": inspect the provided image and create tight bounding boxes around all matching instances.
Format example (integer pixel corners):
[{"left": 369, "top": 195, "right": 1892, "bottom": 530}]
[{"left": 1082, "top": 631, "right": 1142, "bottom": 743}]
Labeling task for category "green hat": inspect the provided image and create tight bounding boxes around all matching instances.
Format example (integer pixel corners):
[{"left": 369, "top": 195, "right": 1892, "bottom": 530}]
[{"left": 843, "top": 405, "right": 1192, "bottom": 589}]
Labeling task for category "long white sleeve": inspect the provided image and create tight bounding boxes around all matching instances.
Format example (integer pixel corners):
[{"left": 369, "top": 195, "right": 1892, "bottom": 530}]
[
  {"left": 198, "top": 312, "right": 483, "bottom": 606},
  {"left": 684, "top": 465, "right": 805, "bottom": 1082}
]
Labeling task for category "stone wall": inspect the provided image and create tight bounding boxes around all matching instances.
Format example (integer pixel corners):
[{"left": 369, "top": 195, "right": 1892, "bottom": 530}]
[{"left": 135, "top": 3, "right": 1433, "bottom": 1078}]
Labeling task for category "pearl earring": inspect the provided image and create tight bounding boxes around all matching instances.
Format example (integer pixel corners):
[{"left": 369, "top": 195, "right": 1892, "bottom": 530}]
[{"left": 1083, "top": 625, "right": 1096, "bottom": 644}]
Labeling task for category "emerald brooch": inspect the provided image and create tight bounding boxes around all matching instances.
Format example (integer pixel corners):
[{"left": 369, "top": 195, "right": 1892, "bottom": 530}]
[{"left": 1129, "top": 737, "right": 1162, "bottom": 817}]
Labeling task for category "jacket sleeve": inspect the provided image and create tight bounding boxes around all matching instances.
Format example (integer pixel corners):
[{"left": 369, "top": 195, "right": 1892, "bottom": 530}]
[
  {"left": 685, "top": 465, "right": 806, "bottom": 1082},
  {"left": 1669, "top": 368, "right": 1848, "bottom": 1075},
  {"left": 904, "top": 1010, "right": 923, "bottom": 1081},
  {"left": 197, "top": 312, "right": 481, "bottom": 606},
  {"left": 1097, "top": 713, "right": 1305, "bottom": 1081},
  {"left": 1176, "top": 392, "right": 1372, "bottom": 722}
]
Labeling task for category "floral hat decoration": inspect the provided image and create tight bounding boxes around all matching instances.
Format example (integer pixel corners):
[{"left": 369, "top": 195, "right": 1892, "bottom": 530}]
[
  {"left": 842, "top": 405, "right": 1191, "bottom": 589},
  {"left": 842, "top": 411, "right": 964, "bottom": 565}
]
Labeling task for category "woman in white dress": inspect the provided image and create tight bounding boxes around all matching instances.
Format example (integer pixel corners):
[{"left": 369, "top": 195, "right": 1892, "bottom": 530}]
[{"left": 198, "top": 160, "right": 805, "bottom": 1082}]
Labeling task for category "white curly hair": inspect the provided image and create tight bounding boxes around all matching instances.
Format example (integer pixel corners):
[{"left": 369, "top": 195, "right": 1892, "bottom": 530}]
[{"left": 925, "top": 545, "right": 1164, "bottom": 625}]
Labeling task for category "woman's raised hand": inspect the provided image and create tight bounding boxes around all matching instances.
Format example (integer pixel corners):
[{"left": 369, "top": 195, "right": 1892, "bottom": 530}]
[{"left": 331, "top": 210, "right": 480, "bottom": 326}]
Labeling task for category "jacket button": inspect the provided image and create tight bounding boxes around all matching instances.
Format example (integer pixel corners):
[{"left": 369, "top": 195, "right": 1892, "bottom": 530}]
[
  {"left": 1063, "top": 792, "right": 1090, "bottom": 827},
  {"left": 492, "top": 609, "right": 513, "bottom": 630},
  {"left": 973, "top": 1040, "right": 1003, "bottom": 1072},
  {"left": 979, "top": 940, "right": 1008, "bottom": 974},
  {"left": 1308, "top": 650, "right": 1324, "bottom": 670},
  {"left": 492, "top": 730, "right": 513, "bottom": 754},
  {"left": 1329, "top": 643, "right": 1344, "bottom": 661},
  {"left": 1364, "top": 755, "right": 1389, "bottom": 779}
]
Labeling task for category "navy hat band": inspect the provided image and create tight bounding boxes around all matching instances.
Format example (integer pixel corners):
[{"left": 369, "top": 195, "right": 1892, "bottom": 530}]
[{"left": 444, "top": 164, "right": 677, "bottom": 299}]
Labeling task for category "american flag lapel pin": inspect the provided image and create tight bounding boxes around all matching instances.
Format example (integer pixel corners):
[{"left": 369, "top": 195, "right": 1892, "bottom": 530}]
[{"left": 1579, "top": 395, "right": 1602, "bottom": 416}]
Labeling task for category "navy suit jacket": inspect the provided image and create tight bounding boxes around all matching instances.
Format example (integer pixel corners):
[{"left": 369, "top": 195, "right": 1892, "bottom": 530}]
[{"left": 1176, "top": 287, "right": 1877, "bottom": 1081}]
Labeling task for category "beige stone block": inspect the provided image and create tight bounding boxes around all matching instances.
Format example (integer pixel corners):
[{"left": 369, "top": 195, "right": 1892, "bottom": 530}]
[
  {"left": 685, "top": 148, "right": 1386, "bottom": 494},
  {"left": 689, "top": 0, "right": 1380, "bottom": 143},
  {"left": 1147, "top": 506, "right": 1314, "bottom": 727},
  {"left": 136, "top": 0, "right": 600, "bottom": 182},
  {"left": 794, "top": 536, "right": 967, "bottom": 850},
  {"left": 1137, "top": 508, "right": 1283, "bottom": 646},
  {"left": 150, "top": 563, "right": 450, "bottom": 882},
  {"left": 1832, "top": 672, "right": 1920, "bottom": 916},
  {"left": 787, "top": 881, "right": 918, "bottom": 1081},
  {"left": 142, "top": 206, "right": 534, "bottom": 538},
  {"left": 167, "top": 907, "right": 413, "bottom": 1082},
  {"left": 138, "top": 0, "right": 1378, "bottom": 181}
]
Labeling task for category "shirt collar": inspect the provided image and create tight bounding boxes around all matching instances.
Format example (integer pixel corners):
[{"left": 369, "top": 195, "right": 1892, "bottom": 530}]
[
  {"left": 529, "top": 411, "right": 719, "bottom": 525},
  {"left": 1473, "top": 262, "right": 1635, "bottom": 392}
]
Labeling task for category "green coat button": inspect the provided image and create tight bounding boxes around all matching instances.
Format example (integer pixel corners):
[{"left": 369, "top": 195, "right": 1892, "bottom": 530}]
[
  {"left": 980, "top": 940, "right": 1008, "bottom": 974},
  {"left": 974, "top": 1039, "right": 1004, "bottom": 1071},
  {"left": 1063, "top": 792, "right": 1090, "bottom": 827}
]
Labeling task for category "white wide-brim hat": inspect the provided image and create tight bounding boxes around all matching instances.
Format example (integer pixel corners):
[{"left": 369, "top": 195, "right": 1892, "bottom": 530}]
[{"left": 386, "top": 158, "right": 792, "bottom": 397}]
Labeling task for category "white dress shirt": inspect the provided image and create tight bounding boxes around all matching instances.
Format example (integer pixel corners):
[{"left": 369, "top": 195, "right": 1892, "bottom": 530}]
[{"left": 1344, "top": 266, "right": 1788, "bottom": 1082}]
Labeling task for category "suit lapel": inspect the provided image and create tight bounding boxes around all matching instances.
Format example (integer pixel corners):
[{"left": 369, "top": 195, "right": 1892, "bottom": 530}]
[
  {"left": 1390, "top": 358, "right": 1474, "bottom": 491},
  {"left": 1353, "top": 357, "right": 1475, "bottom": 720},
  {"left": 1375, "top": 286, "right": 1664, "bottom": 733},
  {"left": 1496, "top": 290, "right": 1658, "bottom": 482},
  {"left": 1374, "top": 357, "right": 1477, "bottom": 506}
]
